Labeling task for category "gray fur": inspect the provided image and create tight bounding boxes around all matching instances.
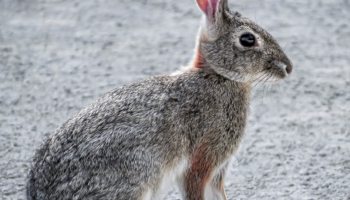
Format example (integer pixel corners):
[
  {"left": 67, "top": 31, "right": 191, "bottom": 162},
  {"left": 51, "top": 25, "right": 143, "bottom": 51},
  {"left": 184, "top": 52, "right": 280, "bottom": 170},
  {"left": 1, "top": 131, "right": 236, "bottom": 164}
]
[{"left": 26, "top": 0, "right": 292, "bottom": 199}]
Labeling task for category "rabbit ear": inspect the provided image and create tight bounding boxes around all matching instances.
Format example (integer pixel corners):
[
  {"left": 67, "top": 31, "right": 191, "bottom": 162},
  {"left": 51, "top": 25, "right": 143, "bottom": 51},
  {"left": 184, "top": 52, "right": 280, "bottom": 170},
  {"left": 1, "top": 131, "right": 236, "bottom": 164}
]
[{"left": 196, "top": 0, "right": 229, "bottom": 22}]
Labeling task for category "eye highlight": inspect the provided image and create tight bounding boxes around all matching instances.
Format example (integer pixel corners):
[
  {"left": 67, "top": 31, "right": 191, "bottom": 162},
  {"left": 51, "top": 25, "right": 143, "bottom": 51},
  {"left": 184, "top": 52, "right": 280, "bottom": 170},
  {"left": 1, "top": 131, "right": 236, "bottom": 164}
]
[{"left": 240, "top": 33, "right": 256, "bottom": 47}]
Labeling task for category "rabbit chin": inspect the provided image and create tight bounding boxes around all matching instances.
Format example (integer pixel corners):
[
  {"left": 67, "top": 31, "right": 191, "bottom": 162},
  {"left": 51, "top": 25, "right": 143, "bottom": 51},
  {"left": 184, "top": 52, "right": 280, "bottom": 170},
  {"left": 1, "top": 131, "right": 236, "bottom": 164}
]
[
  {"left": 263, "top": 75, "right": 287, "bottom": 83},
  {"left": 244, "top": 71, "right": 287, "bottom": 84}
]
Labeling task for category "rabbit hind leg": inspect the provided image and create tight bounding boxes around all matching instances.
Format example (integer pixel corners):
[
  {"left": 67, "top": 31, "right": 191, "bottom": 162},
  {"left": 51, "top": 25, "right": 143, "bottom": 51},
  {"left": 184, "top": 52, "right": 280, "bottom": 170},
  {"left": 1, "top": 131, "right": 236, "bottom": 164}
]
[{"left": 150, "top": 157, "right": 189, "bottom": 200}]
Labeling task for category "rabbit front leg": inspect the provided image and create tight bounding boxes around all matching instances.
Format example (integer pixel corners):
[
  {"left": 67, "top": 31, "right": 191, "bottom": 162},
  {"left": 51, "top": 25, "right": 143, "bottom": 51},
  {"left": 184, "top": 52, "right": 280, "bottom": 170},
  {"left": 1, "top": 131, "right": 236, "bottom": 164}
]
[
  {"left": 184, "top": 143, "right": 223, "bottom": 200},
  {"left": 184, "top": 159, "right": 212, "bottom": 199},
  {"left": 206, "top": 163, "right": 229, "bottom": 200}
]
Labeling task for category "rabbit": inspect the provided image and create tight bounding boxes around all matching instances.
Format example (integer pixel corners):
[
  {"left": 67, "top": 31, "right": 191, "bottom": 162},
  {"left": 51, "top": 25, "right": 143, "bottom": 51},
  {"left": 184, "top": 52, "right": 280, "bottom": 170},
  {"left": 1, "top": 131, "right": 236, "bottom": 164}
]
[{"left": 26, "top": 0, "right": 292, "bottom": 199}]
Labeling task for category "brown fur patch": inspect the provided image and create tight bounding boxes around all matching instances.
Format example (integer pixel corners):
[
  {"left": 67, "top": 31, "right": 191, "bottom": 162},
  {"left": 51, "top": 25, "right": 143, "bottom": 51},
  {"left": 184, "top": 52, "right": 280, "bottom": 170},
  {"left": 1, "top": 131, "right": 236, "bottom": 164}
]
[
  {"left": 185, "top": 143, "right": 213, "bottom": 200},
  {"left": 193, "top": 49, "right": 207, "bottom": 69}
]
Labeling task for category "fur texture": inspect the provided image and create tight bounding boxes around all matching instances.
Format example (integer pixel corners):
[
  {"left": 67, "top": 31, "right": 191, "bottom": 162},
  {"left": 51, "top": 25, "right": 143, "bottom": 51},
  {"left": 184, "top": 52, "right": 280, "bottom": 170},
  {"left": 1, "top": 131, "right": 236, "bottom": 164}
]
[{"left": 26, "top": 0, "right": 292, "bottom": 199}]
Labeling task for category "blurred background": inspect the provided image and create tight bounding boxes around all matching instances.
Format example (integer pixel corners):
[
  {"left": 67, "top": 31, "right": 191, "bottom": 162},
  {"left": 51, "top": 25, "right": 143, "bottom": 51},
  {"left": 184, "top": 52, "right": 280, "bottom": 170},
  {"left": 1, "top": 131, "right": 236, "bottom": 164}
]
[{"left": 0, "top": 0, "right": 349, "bottom": 199}]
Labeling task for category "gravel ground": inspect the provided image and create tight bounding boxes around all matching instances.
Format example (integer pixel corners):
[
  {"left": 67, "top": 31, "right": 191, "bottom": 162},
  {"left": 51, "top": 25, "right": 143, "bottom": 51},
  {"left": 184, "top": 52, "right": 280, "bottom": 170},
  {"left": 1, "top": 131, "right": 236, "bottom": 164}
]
[{"left": 1, "top": 0, "right": 349, "bottom": 199}]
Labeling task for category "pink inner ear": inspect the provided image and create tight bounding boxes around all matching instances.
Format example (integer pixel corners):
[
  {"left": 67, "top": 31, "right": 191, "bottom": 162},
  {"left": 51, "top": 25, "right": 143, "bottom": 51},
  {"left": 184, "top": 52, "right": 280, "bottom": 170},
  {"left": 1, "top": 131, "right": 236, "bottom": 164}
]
[{"left": 197, "top": 0, "right": 219, "bottom": 17}]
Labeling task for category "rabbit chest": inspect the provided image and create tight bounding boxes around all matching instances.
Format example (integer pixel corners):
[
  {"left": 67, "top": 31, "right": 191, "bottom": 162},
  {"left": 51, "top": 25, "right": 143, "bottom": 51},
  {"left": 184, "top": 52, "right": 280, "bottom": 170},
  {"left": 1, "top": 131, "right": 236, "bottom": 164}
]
[{"left": 165, "top": 71, "right": 251, "bottom": 157}]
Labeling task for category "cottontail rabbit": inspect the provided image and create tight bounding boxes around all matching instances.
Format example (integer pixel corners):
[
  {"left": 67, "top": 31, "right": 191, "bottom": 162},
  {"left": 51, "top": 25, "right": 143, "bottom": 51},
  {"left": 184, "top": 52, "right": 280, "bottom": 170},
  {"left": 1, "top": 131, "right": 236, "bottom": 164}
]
[{"left": 27, "top": 0, "right": 292, "bottom": 199}]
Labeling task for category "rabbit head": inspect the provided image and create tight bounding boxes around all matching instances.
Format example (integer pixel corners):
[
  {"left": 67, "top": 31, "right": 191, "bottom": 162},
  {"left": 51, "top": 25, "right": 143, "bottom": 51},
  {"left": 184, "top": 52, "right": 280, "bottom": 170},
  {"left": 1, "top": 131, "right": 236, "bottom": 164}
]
[{"left": 193, "top": 0, "right": 293, "bottom": 83}]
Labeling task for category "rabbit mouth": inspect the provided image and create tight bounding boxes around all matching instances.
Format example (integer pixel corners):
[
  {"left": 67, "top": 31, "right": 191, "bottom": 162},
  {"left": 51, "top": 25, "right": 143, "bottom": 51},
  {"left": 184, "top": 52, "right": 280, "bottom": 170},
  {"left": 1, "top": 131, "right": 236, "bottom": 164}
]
[{"left": 262, "top": 73, "right": 285, "bottom": 83}]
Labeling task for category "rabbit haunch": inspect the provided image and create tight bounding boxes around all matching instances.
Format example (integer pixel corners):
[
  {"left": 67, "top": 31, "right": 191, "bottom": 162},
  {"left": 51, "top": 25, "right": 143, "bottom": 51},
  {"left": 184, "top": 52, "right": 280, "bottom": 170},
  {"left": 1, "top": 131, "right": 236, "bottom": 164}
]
[{"left": 26, "top": 0, "right": 292, "bottom": 200}]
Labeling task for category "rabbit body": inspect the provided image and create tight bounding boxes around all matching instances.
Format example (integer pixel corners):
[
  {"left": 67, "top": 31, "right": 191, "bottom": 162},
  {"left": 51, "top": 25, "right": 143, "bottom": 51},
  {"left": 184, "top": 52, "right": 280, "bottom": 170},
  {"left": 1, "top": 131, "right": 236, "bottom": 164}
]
[
  {"left": 27, "top": 0, "right": 292, "bottom": 199},
  {"left": 27, "top": 71, "right": 250, "bottom": 200}
]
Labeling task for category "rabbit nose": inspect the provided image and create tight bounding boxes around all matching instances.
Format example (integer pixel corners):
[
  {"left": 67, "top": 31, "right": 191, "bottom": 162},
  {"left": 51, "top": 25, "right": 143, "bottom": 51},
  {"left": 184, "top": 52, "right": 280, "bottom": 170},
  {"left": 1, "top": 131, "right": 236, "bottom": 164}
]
[
  {"left": 285, "top": 62, "right": 293, "bottom": 75},
  {"left": 273, "top": 60, "right": 292, "bottom": 75}
]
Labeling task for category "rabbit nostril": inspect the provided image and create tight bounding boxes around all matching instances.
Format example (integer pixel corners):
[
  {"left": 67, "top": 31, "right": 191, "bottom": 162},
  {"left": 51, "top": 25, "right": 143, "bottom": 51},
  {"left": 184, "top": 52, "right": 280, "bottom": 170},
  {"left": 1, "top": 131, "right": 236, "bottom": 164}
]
[{"left": 286, "top": 64, "right": 292, "bottom": 74}]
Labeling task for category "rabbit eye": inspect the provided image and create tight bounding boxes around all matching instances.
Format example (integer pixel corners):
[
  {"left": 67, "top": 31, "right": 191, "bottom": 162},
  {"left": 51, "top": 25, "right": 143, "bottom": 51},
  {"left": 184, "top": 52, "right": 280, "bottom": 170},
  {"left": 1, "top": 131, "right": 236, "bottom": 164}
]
[{"left": 240, "top": 33, "right": 256, "bottom": 47}]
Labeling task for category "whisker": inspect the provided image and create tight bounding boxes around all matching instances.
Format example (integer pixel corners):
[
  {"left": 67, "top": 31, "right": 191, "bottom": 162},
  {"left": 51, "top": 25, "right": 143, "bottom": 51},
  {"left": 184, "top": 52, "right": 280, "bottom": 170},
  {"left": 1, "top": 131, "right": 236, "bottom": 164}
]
[
  {"left": 243, "top": 71, "right": 269, "bottom": 93},
  {"left": 262, "top": 75, "right": 273, "bottom": 103},
  {"left": 256, "top": 73, "right": 271, "bottom": 101}
]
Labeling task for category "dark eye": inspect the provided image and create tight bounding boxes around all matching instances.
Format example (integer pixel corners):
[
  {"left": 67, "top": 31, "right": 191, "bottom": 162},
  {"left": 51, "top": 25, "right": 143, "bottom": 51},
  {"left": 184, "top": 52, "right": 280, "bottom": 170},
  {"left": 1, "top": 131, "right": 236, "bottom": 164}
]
[{"left": 240, "top": 33, "right": 256, "bottom": 47}]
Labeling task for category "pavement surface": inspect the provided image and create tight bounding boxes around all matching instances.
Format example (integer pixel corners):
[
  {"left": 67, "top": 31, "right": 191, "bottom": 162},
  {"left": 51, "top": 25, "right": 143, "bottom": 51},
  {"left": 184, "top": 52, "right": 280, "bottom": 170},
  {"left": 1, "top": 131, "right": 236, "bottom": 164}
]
[{"left": 0, "top": 0, "right": 349, "bottom": 199}]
